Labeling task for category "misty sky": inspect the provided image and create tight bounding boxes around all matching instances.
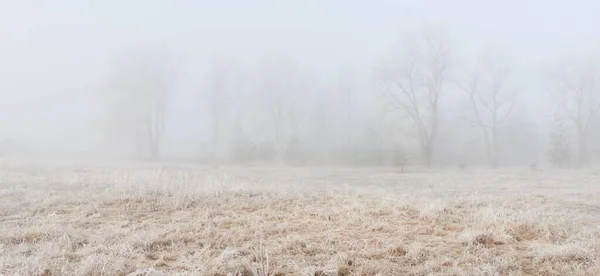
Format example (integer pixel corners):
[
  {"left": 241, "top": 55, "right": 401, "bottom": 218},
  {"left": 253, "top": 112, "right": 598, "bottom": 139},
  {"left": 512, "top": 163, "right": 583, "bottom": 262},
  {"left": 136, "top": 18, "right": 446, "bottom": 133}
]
[{"left": 1, "top": 0, "right": 599, "bottom": 156}]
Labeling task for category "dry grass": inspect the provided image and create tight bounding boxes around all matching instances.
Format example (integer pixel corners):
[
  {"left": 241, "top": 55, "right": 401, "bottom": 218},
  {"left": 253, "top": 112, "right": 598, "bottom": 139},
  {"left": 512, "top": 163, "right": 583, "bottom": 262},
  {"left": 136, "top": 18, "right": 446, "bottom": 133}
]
[{"left": 1, "top": 161, "right": 600, "bottom": 275}]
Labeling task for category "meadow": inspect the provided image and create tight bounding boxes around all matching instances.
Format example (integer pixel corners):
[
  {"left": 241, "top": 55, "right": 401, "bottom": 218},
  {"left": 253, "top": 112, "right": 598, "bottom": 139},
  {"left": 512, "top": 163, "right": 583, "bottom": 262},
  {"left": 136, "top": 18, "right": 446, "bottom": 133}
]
[{"left": 1, "top": 161, "right": 599, "bottom": 275}]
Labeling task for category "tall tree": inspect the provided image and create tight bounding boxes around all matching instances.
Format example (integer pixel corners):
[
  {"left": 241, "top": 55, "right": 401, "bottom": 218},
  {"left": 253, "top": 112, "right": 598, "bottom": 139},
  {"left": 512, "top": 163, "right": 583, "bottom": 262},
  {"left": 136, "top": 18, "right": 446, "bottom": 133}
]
[
  {"left": 380, "top": 28, "right": 453, "bottom": 167},
  {"left": 336, "top": 67, "right": 356, "bottom": 146},
  {"left": 205, "top": 58, "right": 242, "bottom": 163},
  {"left": 257, "top": 57, "right": 303, "bottom": 163},
  {"left": 101, "top": 49, "right": 176, "bottom": 160},
  {"left": 458, "top": 51, "right": 516, "bottom": 168},
  {"left": 550, "top": 57, "right": 600, "bottom": 167}
]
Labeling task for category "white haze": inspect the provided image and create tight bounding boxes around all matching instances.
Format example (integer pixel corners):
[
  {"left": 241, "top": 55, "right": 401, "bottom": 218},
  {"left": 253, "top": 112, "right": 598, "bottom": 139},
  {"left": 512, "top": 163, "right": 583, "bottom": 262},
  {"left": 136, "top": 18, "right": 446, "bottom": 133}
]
[{"left": 1, "top": 0, "right": 600, "bottom": 166}]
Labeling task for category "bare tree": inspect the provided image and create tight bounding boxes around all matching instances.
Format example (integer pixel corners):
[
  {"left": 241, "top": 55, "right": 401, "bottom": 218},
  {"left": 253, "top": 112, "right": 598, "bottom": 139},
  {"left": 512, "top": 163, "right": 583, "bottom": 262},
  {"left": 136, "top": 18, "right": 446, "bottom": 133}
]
[
  {"left": 336, "top": 67, "right": 355, "bottom": 146},
  {"left": 101, "top": 49, "right": 176, "bottom": 160},
  {"left": 458, "top": 51, "right": 516, "bottom": 168},
  {"left": 205, "top": 58, "right": 242, "bottom": 164},
  {"left": 380, "top": 29, "right": 453, "bottom": 167},
  {"left": 258, "top": 57, "right": 303, "bottom": 163},
  {"left": 550, "top": 57, "right": 600, "bottom": 167}
]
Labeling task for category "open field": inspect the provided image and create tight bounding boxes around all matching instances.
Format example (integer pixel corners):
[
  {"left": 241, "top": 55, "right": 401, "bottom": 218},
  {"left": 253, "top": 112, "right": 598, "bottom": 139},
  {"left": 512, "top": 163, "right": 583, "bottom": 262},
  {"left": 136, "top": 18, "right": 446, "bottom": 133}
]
[{"left": 1, "top": 161, "right": 600, "bottom": 275}]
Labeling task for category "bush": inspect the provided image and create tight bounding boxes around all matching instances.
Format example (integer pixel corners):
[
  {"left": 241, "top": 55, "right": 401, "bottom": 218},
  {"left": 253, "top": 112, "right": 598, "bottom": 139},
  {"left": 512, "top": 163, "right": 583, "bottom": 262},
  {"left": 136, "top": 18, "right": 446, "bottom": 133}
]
[{"left": 548, "top": 121, "right": 571, "bottom": 168}]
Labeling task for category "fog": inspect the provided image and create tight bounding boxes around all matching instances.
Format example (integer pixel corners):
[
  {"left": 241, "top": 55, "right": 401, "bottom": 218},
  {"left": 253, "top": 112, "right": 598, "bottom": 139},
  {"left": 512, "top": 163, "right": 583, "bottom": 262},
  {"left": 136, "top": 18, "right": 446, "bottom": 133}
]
[{"left": 2, "top": 0, "right": 600, "bottom": 168}]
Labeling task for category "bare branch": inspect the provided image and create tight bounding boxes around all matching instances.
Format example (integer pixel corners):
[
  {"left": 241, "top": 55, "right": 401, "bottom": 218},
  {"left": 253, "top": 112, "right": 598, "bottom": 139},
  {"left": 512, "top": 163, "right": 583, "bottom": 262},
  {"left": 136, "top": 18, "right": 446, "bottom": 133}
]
[{"left": 496, "top": 99, "right": 515, "bottom": 125}]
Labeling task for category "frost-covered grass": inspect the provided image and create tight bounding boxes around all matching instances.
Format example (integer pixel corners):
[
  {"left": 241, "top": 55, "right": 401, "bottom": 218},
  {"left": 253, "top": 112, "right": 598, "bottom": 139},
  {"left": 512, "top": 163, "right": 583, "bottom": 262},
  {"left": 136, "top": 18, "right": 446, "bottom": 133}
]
[{"left": 0, "top": 162, "right": 599, "bottom": 275}]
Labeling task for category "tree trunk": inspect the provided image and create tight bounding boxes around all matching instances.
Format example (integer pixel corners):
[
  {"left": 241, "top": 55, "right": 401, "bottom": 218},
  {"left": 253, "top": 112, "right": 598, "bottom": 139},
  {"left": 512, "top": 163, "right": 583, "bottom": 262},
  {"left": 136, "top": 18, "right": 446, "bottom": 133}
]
[
  {"left": 273, "top": 126, "right": 285, "bottom": 164},
  {"left": 135, "top": 131, "right": 145, "bottom": 160},
  {"left": 578, "top": 128, "right": 587, "bottom": 167},
  {"left": 489, "top": 128, "right": 499, "bottom": 168},
  {"left": 145, "top": 114, "right": 162, "bottom": 161},
  {"left": 149, "top": 130, "right": 160, "bottom": 160},
  {"left": 485, "top": 146, "right": 494, "bottom": 168},
  {"left": 212, "top": 117, "right": 221, "bottom": 165},
  {"left": 149, "top": 142, "right": 160, "bottom": 160},
  {"left": 422, "top": 143, "right": 433, "bottom": 168},
  {"left": 489, "top": 152, "right": 498, "bottom": 168},
  {"left": 425, "top": 107, "right": 439, "bottom": 168}
]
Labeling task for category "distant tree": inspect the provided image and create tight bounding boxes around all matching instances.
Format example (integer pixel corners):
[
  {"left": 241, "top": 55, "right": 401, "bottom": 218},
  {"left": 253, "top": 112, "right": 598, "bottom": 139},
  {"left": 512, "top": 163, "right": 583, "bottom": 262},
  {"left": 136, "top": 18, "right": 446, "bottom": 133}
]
[
  {"left": 549, "top": 57, "right": 600, "bottom": 167},
  {"left": 257, "top": 57, "right": 304, "bottom": 163},
  {"left": 380, "top": 28, "right": 453, "bottom": 167},
  {"left": 306, "top": 85, "right": 331, "bottom": 163},
  {"left": 336, "top": 67, "right": 356, "bottom": 146},
  {"left": 457, "top": 50, "right": 517, "bottom": 168},
  {"left": 548, "top": 119, "right": 571, "bottom": 168},
  {"left": 101, "top": 49, "right": 176, "bottom": 160},
  {"left": 205, "top": 58, "right": 242, "bottom": 164}
]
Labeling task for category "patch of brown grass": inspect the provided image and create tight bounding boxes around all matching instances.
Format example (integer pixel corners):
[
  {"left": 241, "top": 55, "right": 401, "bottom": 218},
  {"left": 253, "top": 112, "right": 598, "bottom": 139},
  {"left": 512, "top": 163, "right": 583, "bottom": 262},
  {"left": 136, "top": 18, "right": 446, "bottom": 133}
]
[
  {"left": 2, "top": 231, "right": 46, "bottom": 245},
  {"left": 509, "top": 222, "right": 542, "bottom": 241},
  {"left": 388, "top": 245, "right": 407, "bottom": 257}
]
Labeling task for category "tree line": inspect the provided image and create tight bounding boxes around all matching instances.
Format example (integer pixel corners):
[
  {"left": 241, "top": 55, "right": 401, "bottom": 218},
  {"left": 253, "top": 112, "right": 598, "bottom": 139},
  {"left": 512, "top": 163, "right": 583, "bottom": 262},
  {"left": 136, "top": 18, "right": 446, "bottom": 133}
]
[{"left": 99, "top": 28, "right": 600, "bottom": 168}]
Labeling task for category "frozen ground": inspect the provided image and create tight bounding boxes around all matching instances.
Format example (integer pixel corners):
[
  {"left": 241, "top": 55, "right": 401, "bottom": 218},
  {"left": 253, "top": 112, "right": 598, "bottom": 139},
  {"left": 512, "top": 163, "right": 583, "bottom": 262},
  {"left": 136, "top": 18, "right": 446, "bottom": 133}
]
[{"left": 0, "top": 161, "right": 599, "bottom": 275}]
